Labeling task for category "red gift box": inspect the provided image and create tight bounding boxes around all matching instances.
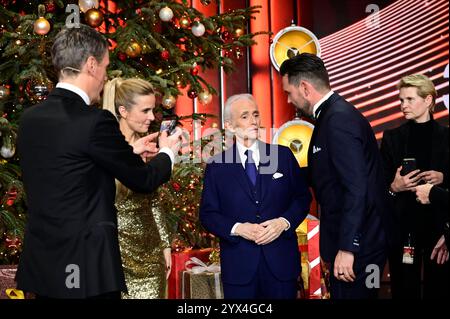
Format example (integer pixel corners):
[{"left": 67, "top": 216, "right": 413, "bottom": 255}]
[
  {"left": 307, "top": 219, "right": 321, "bottom": 299},
  {"left": 168, "top": 248, "right": 212, "bottom": 299},
  {"left": 297, "top": 218, "right": 321, "bottom": 299}
]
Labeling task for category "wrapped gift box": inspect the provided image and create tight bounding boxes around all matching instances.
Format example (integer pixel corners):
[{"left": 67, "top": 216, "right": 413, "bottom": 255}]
[
  {"left": 296, "top": 216, "right": 321, "bottom": 299},
  {"left": 182, "top": 257, "right": 223, "bottom": 299},
  {"left": 0, "top": 265, "right": 19, "bottom": 299},
  {"left": 0, "top": 265, "right": 33, "bottom": 299},
  {"left": 168, "top": 248, "right": 212, "bottom": 299},
  {"left": 182, "top": 271, "right": 223, "bottom": 299}
]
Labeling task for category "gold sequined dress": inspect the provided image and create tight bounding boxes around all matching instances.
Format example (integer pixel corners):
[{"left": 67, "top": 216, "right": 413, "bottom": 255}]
[{"left": 116, "top": 185, "right": 171, "bottom": 299}]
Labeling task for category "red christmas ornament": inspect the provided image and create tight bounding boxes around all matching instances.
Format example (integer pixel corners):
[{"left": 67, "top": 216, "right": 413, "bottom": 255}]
[
  {"left": 117, "top": 52, "right": 127, "bottom": 62},
  {"left": 190, "top": 66, "right": 199, "bottom": 76},
  {"left": 188, "top": 90, "right": 198, "bottom": 99},
  {"left": 221, "top": 31, "right": 231, "bottom": 41},
  {"left": 172, "top": 182, "right": 181, "bottom": 192},
  {"left": 160, "top": 50, "right": 170, "bottom": 60},
  {"left": 5, "top": 236, "right": 21, "bottom": 249},
  {"left": 45, "top": 1, "right": 57, "bottom": 13},
  {"left": 6, "top": 188, "right": 18, "bottom": 206}
]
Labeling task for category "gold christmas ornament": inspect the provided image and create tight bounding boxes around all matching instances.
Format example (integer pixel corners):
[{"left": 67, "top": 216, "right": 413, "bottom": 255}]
[
  {"left": 234, "top": 28, "right": 244, "bottom": 38},
  {"left": 198, "top": 91, "right": 212, "bottom": 105},
  {"left": 273, "top": 119, "right": 314, "bottom": 167},
  {"left": 33, "top": 17, "right": 51, "bottom": 35},
  {"left": 125, "top": 41, "right": 142, "bottom": 58},
  {"left": 79, "top": 0, "right": 99, "bottom": 13},
  {"left": 179, "top": 17, "right": 190, "bottom": 29},
  {"left": 0, "top": 85, "right": 10, "bottom": 99},
  {"left": 162, "top": 95, "right": 176, "bottom": 109},
  {"left": 84, "top": 8, "right": 104, "bottom": 28},
  {"left": 270, "top": 25, "right": 321, "bottom": 71}
]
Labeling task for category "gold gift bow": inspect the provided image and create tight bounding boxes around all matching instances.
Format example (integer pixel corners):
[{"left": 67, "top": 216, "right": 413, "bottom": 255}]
[
  {"left": 183, "top": 257, "right": 222, "bottom": 299},
  {"left": 6, "top": 288, "right": 25, "bottom": 299}
]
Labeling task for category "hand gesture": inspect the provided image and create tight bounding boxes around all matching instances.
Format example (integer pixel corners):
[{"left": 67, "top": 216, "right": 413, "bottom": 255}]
[
  {"left": 413, "top": 183, "right": 433, "bottom": 204},
  {"left": 416, "top": 170, "right": 444, "bottom": 186},
  {"left": 163, "top": 247, "right": 172, "bottom": 279},
  {"left": 390, "top": 166, "right": 421, "bottom": 192},
  {"left": 235, "top": 223, "right": 265, "bottom": 241},
  {"left": 334, "top": 250, "right": 355, "bottom": 282},
  {"left": 430, "top": 235, "right": 449, "bottom": 265},
  {"left": 132, "top": 132, "right": 160, "bottom": 156},
  {"left": 254, "top": 218, "right": 289, "bottom": 245},
  {"left": 158, "top": 127, "right": 182, "bottom": 155}
]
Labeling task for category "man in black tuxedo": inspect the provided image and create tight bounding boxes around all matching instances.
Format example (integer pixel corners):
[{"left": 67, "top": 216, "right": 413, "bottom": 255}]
[
  {"left": 16, "top": 25, "right": 181, "bottom": 298},
  {"left": 280, "top": 53, "right": 392, "bottom": 299}
]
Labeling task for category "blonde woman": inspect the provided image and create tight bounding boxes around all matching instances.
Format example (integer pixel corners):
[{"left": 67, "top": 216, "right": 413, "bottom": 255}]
[{"left": 103, "top": 78, "right": 172, "bottom": 299}]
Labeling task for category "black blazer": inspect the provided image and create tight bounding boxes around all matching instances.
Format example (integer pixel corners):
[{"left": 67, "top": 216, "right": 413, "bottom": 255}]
[
  {"left": 380, "top": 120, "right": 449, "bottom": 245},
  {"left": 16, "top": 88, "right": 172, "bottom": 298},
  {"left": 308, "top": 93, "right": 392, "bottom": 263}
]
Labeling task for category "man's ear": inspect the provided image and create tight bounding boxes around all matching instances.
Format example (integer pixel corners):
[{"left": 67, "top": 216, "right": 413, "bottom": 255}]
[
  {"left": 118, "top": 105, "right": 128, "bottom": 118},
  {"left": 224, "top": 120, "right": 235, "bottom": 133},
  {"left": 85, "top": 56, "right": 97, "bottom": 74},
  {"left": 299, "top": 80, "right": 309, "bottom": 96}
]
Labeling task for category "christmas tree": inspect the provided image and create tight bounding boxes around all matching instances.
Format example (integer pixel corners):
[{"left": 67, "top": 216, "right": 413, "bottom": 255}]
[{"left": 0, "top": 0, "right": 266, "bottom": 262}]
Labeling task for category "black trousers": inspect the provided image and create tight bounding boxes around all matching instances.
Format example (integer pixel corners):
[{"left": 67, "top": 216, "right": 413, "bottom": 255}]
[
  {"left": 389, "top": 245, "right": 450, "bottom": 299},
  {"left": 330, "top": 249, "right": 387, "bottom": 299}
]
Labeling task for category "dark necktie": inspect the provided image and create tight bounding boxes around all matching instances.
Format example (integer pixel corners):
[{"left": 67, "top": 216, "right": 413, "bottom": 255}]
[{"left": 244, "top": 149, "right": 257, "bottom": 186}]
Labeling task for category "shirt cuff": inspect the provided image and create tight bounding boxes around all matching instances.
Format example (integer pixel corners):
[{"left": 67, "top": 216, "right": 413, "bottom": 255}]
[
  {"left": 230, "top": 223, "right": 241, "bottom": 236},
  {"left": 159, "top": 147, "right": 175, "bottom": 169},
  {"left": 280, "top": 217, "right": 290, "bottom": 231}
]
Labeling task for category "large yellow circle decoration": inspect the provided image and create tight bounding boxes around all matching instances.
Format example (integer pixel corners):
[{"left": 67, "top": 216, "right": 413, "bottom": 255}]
[
  {"left": 273, "top": 120, "right": 314, "bottom": 167},
  {"left": 270, "top": 25, "right": 321, "bottom": 71}
]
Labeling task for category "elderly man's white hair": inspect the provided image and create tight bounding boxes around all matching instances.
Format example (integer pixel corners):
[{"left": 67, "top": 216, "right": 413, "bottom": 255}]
[{"left": 223, "top": 93, "right": 258, "bottom": 122}]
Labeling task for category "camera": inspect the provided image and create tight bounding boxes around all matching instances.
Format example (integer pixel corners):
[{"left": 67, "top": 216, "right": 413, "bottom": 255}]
[{"left": 400, "top": 158, "right": 417, "bottom": 176}]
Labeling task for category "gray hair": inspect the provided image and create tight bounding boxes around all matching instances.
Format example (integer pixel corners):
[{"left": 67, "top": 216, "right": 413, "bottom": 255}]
[
  {"left": 223, "top": 93, "right": 258, "bottom": 122},
  {"left": 51, "top": 25, "right": 108, "bottom": 79}
]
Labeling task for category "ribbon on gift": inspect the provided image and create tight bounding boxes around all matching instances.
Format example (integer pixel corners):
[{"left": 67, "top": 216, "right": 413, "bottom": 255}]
[
  {"left": 5, "top": 288, "right": 25, "bottom": 299},
  {"left": 185, "top": 257, "right": 221, "bottom": 274},
  {"left": 183, "top": 257, "right": 222, "bottom": 298}
]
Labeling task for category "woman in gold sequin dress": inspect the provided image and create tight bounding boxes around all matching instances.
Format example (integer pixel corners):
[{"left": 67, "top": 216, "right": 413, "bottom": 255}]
[{"left": 102, "top": 78, "right": 172, "bottom": 298}]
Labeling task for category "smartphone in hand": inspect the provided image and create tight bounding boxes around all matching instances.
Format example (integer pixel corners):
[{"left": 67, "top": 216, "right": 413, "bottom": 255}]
[
  {"left": 400, "top": 158, "right": 417, "bottom": 176},
  {"left": 160, "top": 119, "right": 177, "bottom": 135}
]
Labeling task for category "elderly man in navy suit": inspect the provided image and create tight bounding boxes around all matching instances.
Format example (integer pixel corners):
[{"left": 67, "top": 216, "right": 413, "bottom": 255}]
[
  {"left": 200, "top": 94, "right": 311, "bottom": 299},
  {"left": 280, "top": 53, "right": 392, "bottom": 299}
]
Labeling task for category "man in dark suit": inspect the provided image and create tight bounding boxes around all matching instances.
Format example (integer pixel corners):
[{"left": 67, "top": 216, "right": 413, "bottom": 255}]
[
  {"left": 280, "top": 53, "right": 392, "bottom": 299},
  {"left": 200, "top": 94, "right": 311, "bottom": 299},
  {"left": 16, "top": 25, "right": 181, "bottom": 298}
]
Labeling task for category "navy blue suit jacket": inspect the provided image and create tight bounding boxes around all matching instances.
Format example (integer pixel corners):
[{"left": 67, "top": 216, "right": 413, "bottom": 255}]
[
  {"left": 200, "top": 141, "right": 311, "bottom": 285},
  {"left": 308, "top": 93, "right": 392, "bottom": 263}
]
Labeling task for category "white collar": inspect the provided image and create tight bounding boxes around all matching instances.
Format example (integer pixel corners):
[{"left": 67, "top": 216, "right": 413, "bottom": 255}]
[
  {"left": 56, "top": 82, "right": 91, "bottom": 105},
  {"left": 312, "top": 90, "right": 334, "bottom": 119},
  {"left": 236, "top": 140, "right": 260, "bottom": 168}
]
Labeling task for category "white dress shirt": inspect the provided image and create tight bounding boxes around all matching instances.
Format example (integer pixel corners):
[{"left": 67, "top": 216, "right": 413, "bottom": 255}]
[{"left": 312, "top": 90, "right": 334, "bottom": 119}]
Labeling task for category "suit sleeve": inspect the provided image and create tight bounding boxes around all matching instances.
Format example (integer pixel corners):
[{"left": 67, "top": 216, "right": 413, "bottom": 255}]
[
  {"left": 199, "top": 163, "right": 240, "bottom": 244},
  {"left": 327, "top": 112, "right": 369, "bottom": 253},
  {"left": 280, "top": 147, "right": 312, "bottom": 233},
  {"left": 379, "top": 130, "right": 397, "bottom": 189},
  {"left": 88, "top": 110, "right": 172, "bottom": 193}
]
